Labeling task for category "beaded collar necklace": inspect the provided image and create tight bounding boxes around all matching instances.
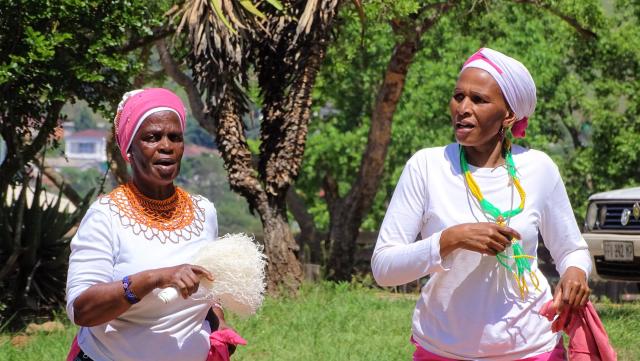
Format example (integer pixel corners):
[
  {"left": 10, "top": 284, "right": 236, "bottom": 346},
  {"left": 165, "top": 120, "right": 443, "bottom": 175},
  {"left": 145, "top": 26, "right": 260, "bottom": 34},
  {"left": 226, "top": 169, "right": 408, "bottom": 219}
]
[
  {"left": 102, "top": 182, "right": 205, "bottom": 244},
  {"left": 459, "top": 144, "right": 540, "bottom": 299}
]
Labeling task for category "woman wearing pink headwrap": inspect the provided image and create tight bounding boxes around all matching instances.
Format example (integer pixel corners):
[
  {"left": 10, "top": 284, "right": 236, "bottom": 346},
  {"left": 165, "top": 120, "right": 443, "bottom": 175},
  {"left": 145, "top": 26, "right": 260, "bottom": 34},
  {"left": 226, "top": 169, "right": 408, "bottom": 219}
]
[
  {"left": 65, "top": 88, "right": 239, "bottom": 361},
  {"left": 372, "top": 49, "right": 593, "bottom": 360}
]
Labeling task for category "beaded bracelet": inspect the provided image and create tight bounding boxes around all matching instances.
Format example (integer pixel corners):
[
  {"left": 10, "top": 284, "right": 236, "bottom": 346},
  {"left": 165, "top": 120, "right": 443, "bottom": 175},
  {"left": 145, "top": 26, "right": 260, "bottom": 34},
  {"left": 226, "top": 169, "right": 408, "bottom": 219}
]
[{"left": 122, "top": 276, "right": 140, "bottom": 304}]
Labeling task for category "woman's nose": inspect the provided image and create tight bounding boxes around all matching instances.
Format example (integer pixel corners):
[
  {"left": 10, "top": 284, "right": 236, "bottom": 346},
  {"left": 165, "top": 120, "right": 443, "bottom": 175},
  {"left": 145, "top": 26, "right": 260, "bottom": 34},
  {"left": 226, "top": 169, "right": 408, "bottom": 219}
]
[
  {"left": 456, "top": 96, "right": 471, "bottom": 116},
  {"left": 158, "top": 136, "right": 173, "bottom": 152}
]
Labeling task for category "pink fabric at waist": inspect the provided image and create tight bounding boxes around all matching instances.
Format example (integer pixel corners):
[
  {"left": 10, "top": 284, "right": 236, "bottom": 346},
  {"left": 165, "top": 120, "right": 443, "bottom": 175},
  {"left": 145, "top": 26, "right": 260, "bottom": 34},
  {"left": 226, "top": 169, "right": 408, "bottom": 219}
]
[{"left": 411, "top": 337, "right": 566, "bottom": 361}]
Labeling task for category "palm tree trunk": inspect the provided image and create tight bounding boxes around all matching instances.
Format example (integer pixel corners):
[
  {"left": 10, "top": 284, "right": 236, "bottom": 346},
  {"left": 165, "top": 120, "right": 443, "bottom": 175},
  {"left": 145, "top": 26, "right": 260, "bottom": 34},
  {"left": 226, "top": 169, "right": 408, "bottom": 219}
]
[
  {"left": 215, "top": 93, "right": 303, "bottom": 292},
  {"left": 259, "top": 205, "right": 303, "bottom": 291}
]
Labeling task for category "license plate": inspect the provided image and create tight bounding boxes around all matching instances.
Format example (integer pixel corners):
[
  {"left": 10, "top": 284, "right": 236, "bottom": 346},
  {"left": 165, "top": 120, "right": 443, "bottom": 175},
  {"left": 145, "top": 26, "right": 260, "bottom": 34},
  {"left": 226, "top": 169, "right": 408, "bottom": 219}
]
[{"left": 603, "top": 241, "right": 634, "bottom": 262}]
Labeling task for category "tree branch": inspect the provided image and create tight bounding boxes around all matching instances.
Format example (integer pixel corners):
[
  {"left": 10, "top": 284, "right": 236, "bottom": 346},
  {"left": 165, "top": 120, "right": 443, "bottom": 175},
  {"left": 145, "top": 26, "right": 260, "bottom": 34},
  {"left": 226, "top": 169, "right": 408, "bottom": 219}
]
[
  {"left": 259, "top": 40, "right": 327, "bottom": 200},
  {"left": 156, "top": 38, "right": 210, "bottom": 131},
  {"left": 286, "top": 186, "right": 322, "bottom": 263},
  {"left": 32, "top": 158, "right": 83, "bottom": 206},
  {"left": 511, "top": 0, "right": 597, "bottom": 38},
  {"left": 118, "top": 24, "right": 177, "bottom": 53},
  {"left": 216, "top": 94, "right": 267, "bottom": 214},
  {"left": 22, "top": 105, "right": 63, "bottom": 164},
  {"left": 107, "top": 127, "right": 130, "bottom": 185},
  {"left": 322, "top": 173, "right": 339, "bottom": 211},
  {"left": 342, "top": 3, "right": 455, "bottom": 217}
]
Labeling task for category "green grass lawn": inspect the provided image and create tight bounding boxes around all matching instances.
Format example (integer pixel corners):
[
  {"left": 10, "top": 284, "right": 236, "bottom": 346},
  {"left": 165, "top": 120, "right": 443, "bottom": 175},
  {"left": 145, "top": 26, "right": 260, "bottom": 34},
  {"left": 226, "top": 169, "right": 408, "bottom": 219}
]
[{"left": 1, "top": 282, "right": 638, "bottom": 361}]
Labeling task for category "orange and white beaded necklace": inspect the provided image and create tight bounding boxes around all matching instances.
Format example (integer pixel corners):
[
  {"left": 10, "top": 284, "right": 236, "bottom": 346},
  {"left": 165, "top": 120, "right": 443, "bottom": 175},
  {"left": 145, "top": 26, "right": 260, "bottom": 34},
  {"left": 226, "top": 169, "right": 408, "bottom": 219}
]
[{"left": 101, "top": 182, "right": 205, "bottom": 243}]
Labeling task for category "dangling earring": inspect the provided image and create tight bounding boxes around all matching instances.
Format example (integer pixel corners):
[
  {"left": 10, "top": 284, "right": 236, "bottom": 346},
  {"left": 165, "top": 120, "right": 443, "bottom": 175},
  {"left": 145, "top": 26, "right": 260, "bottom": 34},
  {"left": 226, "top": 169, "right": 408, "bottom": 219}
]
[{"left": 498, "top": 126, "right": 505, "bottom": 141}]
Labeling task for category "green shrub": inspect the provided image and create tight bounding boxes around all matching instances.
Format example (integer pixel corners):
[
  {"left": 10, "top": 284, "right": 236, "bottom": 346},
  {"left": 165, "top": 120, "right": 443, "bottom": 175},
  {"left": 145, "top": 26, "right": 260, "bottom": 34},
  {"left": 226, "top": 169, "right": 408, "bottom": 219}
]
[{"left": 0, "top": 173, "right": 92, "bottom": 331}]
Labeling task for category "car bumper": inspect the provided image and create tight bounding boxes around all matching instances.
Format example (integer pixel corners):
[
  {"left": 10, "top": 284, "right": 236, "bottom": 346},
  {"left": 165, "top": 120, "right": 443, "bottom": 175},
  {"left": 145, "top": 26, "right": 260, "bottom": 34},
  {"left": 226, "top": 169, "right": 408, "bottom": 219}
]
[{"left": 583, "top": 232, "right": 640, "bottom": 281}]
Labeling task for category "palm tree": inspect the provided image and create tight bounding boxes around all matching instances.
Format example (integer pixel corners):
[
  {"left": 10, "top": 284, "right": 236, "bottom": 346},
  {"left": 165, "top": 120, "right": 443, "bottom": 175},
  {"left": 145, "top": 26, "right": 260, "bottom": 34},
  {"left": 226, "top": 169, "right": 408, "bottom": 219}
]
[{"left": 171, "top": 0, "right": 342, "bottom": 291}]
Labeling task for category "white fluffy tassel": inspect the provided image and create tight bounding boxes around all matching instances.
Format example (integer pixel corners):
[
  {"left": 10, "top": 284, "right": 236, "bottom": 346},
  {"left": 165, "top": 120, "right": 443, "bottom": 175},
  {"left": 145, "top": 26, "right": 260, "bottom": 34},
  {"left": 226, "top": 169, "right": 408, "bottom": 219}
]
[{"left": 157, "top": 233, "right": 267, "bottom": 317}]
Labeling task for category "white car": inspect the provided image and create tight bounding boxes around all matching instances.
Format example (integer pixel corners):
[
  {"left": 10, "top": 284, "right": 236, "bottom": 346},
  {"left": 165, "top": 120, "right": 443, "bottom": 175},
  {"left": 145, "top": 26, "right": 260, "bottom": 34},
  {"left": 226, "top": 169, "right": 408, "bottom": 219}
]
[{"left": 583, "top": 187, "right": 640, "bottom": 281}]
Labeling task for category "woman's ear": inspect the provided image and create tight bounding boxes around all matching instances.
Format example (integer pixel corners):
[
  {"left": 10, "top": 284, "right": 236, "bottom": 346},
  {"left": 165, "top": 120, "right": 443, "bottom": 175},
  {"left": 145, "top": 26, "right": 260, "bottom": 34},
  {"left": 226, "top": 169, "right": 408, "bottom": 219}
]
[{"left": 503, "top": 110, "right": 517, "bottom": 129}]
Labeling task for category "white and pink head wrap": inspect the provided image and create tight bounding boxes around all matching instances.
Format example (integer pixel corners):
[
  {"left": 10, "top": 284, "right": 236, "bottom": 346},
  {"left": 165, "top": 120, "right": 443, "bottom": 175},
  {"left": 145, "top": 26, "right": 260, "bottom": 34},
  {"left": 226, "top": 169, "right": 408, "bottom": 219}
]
[
  {"left": 114, "top": 88, "right": 186, "bottom": 161},
  {"left": 461, "top": 48, "right": 536, "bottom": 138}
]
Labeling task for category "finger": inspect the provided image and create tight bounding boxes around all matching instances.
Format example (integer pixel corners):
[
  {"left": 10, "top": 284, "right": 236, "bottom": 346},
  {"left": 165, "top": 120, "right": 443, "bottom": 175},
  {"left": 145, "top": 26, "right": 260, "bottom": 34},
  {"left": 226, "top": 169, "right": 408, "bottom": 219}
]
[
  {"left": 579, "top": 288, "right": 590, "bottom": 307},
  {"left": 482, "top": 243, "right": 498, "bottom": 256},
  {"left": 575, "top": 286, "right": 588, "bottom": 309},
  {"left": 490, "top": 229, "right": 513, "bottom": 248},
  {"left": 184, "top": 273, "right": 200, "bottom": 295},
  {"left": 552, "top": 284, "right": 563, "bottom": 313},
  {"left": 488, "top": 240, "right": 507, "bottom": 254},
  {"left": 174, "top": 280, "right": 189, "bottom": 299},
  {"left": 566, "top": 282, "right": 579, "bottom": 309},
  {"left": 496, "top": 225, "right": 521, "bottom": 241},
  {"left": 192, "top": 266, "right": 214, "bottom": 281}
]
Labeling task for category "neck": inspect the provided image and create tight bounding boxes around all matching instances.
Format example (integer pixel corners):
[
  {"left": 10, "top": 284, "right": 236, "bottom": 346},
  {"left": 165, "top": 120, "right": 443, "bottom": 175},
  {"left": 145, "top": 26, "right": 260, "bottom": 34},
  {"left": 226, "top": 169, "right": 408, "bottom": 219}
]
[
  {"left": 131, "top": 179, "right": 176, "bottom": 200},
  {"left": 462, "top": 138, "right": 505, "bottom": 168}
]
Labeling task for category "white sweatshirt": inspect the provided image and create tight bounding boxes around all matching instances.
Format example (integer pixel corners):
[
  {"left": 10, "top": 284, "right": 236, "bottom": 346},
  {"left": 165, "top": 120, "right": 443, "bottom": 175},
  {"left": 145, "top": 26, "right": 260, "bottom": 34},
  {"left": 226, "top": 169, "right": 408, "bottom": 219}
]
[
  {"left": 372, "top": 143, "right": 592, "bottom": 360},
  {"left": 66, "top": 193, "right": 218, "bottom": 361}
]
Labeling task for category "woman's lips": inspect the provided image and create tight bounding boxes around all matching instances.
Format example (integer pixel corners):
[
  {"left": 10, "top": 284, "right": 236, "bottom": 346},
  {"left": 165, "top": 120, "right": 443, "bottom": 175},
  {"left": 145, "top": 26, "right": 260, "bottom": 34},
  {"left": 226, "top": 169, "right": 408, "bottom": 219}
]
[
  {"left": 154, "top": 158, "right": 176, "bottom": 165},
  {"left": 153, "top": 159, "right": 177, "bottom": 172},
  {"left": 454, "top": 122, "right": 475, "bottom": 137}
]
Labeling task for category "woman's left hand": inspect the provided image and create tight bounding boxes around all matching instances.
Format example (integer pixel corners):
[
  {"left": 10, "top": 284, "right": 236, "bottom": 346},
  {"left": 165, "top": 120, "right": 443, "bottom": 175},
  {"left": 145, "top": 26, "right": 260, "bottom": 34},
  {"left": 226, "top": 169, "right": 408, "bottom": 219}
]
[
  {"left": 211, "top": 305, "right": 237, "bottom": 355},
  {"left": 552, "top": 266, "right": 590, "bottom": 313}
]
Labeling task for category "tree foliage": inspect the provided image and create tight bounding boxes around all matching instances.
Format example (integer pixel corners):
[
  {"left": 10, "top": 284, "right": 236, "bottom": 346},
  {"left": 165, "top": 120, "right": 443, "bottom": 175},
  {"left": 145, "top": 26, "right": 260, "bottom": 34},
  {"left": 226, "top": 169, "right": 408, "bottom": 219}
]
[{"left": 0, "top": 0, "right": 167, "bottom": 190}]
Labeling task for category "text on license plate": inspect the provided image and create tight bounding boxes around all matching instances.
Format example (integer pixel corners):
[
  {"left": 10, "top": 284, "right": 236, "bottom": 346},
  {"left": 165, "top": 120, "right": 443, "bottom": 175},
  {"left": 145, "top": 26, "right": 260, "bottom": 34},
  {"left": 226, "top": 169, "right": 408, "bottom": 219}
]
[{"left": 603, "top": 241, "right": 634, "bottom": 262}]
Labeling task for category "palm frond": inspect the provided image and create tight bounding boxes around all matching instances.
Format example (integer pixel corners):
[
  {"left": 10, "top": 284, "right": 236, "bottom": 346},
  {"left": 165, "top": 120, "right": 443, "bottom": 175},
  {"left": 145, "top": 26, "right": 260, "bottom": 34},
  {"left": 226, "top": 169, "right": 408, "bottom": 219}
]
[
  {"left": 265, "top": 0, "right": 284, "bottom": 11},
  {"left": 238, "top": 0, "right": 267, "bottom": 19}
]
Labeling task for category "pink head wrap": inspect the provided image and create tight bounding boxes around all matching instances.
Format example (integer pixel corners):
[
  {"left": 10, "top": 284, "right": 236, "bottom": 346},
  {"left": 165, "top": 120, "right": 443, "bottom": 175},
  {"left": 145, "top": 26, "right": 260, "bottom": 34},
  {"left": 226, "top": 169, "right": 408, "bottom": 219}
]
[
  {"left": 461, "top": 48, "right": 536, "bottom": 138},
  {"left": 114, "top": 88, "right": 187, "bottom": 161}
]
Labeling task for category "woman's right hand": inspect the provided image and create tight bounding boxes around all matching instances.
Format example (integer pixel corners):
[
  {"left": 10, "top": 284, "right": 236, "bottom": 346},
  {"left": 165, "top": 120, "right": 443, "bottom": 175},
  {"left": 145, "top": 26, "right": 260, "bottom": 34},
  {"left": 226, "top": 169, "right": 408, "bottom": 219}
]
[
  {"left": 440, "top": 222, "right": 521, "bottom": 258},
  {"left": 154, "top": 264, "right": 214, "bottom": 299}
]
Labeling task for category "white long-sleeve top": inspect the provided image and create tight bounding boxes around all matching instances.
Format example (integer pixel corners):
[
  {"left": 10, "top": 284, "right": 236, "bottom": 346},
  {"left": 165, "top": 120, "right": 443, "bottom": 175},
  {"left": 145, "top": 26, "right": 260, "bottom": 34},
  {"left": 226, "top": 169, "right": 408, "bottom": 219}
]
[
  {"left": 66, "top": 192, "right": 218, "bottom": 361},
  {"left": 372, "top": 143, "right": 592, "bottom": 360}
]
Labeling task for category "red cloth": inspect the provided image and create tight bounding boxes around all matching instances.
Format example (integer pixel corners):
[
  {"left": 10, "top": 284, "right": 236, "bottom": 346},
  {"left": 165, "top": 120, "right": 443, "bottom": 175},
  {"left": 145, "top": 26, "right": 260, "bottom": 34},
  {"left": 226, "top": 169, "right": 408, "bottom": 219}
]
[
  {"left": 67, "top": 330, "right": 247, "bottom": 361},
  {"left": 207, "top": 329, "right": 247, "bottom": 361},
  {"left": 540, "top": 301, "right": 617, "bottom": 361},
  {"left": 66, "top": 335, "right": 80, "bottom": 361}
]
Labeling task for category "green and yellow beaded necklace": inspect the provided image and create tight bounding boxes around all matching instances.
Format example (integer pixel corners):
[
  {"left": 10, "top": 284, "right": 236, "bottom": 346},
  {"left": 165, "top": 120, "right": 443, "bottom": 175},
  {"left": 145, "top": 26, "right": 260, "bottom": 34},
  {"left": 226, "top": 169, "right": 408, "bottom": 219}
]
[{"left": 459, "top": 143, "right": 540, "bottom": 299}]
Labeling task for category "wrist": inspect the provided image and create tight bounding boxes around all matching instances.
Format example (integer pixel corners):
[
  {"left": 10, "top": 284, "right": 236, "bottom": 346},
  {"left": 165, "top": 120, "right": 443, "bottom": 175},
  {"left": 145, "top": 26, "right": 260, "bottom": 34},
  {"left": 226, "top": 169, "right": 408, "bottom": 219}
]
[
  {"left": 122, "top": 276, "right": 140, "bottom": 304},
  {"left": 142, "top": 269, "right": 162, "bottom": 289},
  {"left": 212, "top": 304, "right": 225, "bottom": 321},
  {"left": 439, "top": 228, "right": 457, "bottom": 258}
]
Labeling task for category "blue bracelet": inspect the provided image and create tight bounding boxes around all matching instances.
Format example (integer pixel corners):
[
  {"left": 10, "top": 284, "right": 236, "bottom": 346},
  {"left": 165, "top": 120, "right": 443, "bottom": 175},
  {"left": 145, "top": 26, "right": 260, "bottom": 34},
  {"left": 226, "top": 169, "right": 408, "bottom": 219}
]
[{"left": 122, "top": 276, "right": 140, "bottom": 304}]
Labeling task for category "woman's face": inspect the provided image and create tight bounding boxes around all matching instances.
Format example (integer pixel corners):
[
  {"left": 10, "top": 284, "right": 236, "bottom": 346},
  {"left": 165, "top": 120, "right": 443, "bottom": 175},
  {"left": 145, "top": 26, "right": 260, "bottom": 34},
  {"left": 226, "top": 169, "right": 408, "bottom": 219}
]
[
  {"left": 450, "top": 67, "right": 514, "bottom": 148},
  {"left": 129, "top": 110, "right": 184, "bottom": 190}
]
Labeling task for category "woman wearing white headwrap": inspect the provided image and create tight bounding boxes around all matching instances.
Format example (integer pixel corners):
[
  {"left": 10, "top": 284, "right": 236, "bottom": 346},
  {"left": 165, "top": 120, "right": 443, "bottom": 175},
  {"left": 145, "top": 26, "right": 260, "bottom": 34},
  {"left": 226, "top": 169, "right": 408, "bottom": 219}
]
[{"left": 372, "top": 48, "right": 592, "bottom": 360}]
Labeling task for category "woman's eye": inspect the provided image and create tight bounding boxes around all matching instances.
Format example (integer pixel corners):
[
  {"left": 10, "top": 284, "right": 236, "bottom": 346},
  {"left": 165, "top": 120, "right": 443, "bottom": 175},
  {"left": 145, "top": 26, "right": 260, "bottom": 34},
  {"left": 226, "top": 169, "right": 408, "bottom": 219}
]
[{"left": 472, "top": 95, "right": 486, "bottom": 104}]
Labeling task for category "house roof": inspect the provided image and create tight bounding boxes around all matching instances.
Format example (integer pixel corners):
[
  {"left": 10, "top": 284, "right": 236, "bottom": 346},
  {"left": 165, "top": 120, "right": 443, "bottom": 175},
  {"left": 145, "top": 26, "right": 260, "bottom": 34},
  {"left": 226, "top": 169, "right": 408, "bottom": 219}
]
[{"left": 67, "top": 129, "right": 109, "bottom": 140}]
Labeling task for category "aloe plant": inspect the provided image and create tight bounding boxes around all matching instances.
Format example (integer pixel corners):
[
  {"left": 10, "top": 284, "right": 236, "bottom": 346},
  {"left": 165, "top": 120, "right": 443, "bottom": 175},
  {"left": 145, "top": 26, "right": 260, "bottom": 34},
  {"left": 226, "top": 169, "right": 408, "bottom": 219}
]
[{"left": 0, "top": 172, "right": 93, "bottom": 330}]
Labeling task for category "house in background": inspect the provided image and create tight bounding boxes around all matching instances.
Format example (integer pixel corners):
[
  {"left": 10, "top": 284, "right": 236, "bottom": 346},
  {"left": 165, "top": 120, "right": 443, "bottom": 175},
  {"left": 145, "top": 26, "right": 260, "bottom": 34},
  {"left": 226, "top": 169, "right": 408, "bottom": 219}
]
[
  {"left": 65, "top": 129, "right": 108, "bottom": 162},
  {"left": 60, "top": 129, "right": 109, "bottom": 170}
]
